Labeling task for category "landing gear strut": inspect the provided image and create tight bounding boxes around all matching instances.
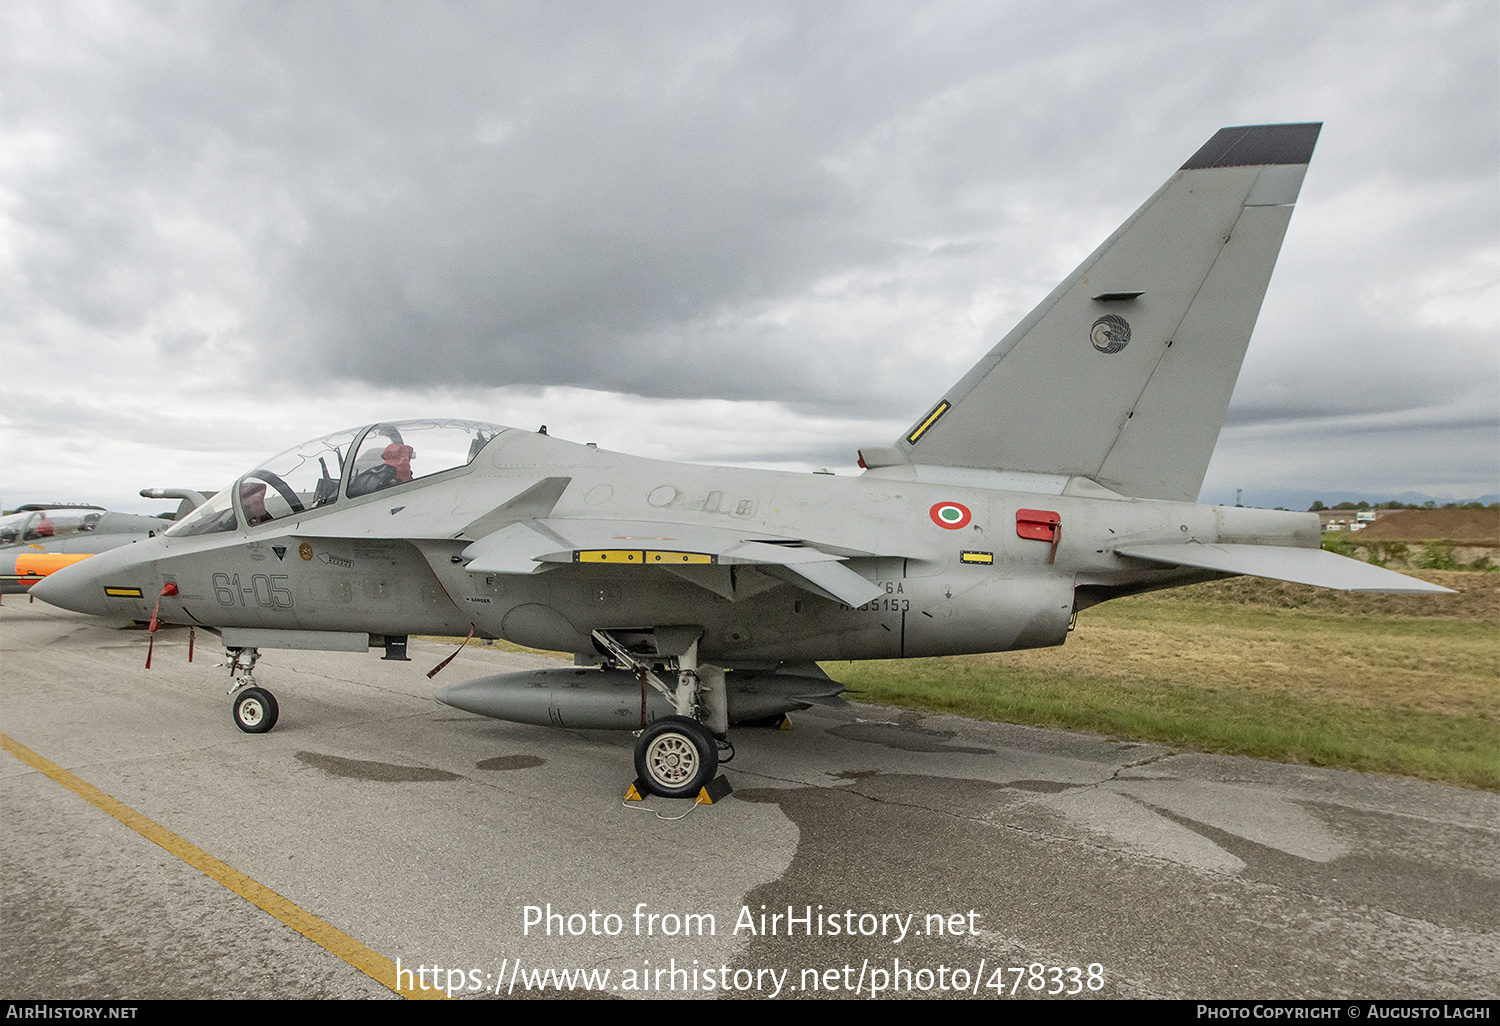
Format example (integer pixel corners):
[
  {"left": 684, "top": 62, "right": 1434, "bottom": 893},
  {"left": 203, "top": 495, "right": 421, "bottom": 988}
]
[
  {"left": 592, "top": 629, "right": 730, "bottom": 800},
  {"left": 223, "top": 646, "right": 280, "bottom": 734}
]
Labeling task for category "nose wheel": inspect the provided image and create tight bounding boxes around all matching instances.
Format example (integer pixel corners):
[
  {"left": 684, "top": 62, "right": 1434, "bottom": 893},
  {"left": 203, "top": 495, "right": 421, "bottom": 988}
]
[
  {"left": 232, "top": 687, "right": 279, "bottom": 733},
  {"left": 222, "top": 645, "right": 279, "bottom": 734}
]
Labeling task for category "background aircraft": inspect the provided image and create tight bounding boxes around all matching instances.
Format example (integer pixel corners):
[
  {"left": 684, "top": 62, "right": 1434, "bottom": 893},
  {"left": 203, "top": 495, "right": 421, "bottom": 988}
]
[
  {"left": 0, "top": 490, "right": 207, "bottom": 594},
  {"left": 32, "top": 124, "right": 1449, "bottom": 798}
]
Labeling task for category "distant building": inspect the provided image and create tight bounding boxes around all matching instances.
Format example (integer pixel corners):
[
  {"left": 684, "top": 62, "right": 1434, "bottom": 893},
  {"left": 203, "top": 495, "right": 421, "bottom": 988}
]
[{"left": 1318, "top": 509, "right": 1394, "bottom": 532}]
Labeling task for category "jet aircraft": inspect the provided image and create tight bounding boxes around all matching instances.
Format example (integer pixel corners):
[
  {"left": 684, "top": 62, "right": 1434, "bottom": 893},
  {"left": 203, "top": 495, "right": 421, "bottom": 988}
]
[
  {"left": 33, "top": 123, "right": 1450, "bottom": 798},
  {"left": 0, "top": 492, "right": 206, "bottom": 594}
]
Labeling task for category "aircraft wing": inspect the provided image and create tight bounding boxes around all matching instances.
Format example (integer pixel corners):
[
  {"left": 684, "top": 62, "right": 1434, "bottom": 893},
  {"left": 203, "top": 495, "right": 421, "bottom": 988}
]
[
  {"left": 1115, "top": 543, "right": 1454, "bottom": 594},
  {"left": 462, "top": 518, "right": 887, "bottom": 607},
  {"left": 289, "top": 477, "right": 572, "bottom": 540}
]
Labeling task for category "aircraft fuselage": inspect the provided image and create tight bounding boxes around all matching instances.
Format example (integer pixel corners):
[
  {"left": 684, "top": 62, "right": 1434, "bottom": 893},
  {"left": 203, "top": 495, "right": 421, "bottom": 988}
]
[{"left": 43, "top": 428, "right": 1316, "bottom": 665}]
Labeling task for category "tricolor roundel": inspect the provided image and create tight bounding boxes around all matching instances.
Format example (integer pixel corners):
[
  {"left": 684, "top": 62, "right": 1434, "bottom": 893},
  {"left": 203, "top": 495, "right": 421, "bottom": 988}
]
[{"left": 929, "top": 501, "right": 972, "bottom": 529}]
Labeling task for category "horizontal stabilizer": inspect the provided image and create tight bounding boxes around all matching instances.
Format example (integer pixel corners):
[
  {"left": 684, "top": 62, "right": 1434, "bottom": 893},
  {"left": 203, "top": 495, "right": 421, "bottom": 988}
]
[{"left": 1115, "top": 543, "right": 1454, "bottom": 594}]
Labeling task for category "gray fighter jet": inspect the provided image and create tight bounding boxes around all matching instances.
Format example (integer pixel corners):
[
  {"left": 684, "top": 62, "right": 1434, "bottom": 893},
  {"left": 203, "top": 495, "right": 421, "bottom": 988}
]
[
  {"left": 33, "top": 123, "right": 1449, "bottom": 797},
  {"left": 0, "top": 491, "right": 206, "bottom": 594}
]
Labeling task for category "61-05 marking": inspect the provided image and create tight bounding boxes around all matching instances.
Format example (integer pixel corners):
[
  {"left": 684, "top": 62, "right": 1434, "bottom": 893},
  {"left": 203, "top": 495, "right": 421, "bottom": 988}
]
[{"left": 212, "top": 572, "right": 293, "bottom": 609}]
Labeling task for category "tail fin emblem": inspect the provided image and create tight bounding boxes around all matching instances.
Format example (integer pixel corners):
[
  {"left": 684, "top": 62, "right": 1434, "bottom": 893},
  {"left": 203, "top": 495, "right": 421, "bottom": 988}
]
[{"left": 1090, "top": 314, "right": 1131, "bottom": 354}]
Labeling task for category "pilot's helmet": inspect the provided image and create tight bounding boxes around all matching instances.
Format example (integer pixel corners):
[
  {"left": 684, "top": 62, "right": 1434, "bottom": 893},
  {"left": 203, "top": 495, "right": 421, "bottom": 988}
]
[{"left": 381, "top": 443, "right": 415, "bottom": 482}]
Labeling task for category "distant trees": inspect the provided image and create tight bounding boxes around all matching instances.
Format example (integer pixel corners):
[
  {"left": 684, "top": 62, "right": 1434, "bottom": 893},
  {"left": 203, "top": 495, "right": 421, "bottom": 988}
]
[{"left": 1307, "top": 500, "right": 1498, "bottom": 512}]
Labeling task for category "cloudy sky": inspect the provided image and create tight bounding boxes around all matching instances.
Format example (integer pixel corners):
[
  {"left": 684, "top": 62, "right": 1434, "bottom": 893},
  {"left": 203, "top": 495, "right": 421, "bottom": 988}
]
[{"left": 3, "top": 0, "right": 1496, "bottom": 514}]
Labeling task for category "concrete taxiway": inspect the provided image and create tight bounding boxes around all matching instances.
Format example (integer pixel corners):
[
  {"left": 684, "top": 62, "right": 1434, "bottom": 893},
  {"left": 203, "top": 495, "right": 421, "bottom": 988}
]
[{"left": 2, "top": 600, "right": 1495, "bottom": 999}]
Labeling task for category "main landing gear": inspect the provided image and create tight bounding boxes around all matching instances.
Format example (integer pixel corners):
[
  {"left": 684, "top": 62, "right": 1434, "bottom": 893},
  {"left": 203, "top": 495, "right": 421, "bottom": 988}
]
[
  {"left": 224, "top": 646, "right": 279, "bottom": 733},
  {"left": 634, "top": 716, "right": 718, "bottom": 798},
  {"left": 592, "top": 629, "right": 732, "bottom": 802}
]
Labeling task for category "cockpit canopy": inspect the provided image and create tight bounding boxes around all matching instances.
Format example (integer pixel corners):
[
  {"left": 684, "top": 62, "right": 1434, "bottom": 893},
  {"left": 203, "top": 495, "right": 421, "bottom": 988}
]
[
  {"left": 0, "top": 506, "right": 106, "bottom": 546},
  {"left": 167, "top": 420, "right": 507, "bottom": 538}
]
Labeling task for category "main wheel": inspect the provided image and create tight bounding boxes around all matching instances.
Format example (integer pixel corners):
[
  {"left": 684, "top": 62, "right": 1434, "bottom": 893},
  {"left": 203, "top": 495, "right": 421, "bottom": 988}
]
[
  {"left": 634, "top": 716, "right": 718, "bottom": 798},
  {"left": 232, "top": 687, "right": 279, "bottom": 733}
]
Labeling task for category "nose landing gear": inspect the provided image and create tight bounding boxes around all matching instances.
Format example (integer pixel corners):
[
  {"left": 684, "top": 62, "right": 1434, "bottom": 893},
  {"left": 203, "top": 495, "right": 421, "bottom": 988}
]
[
  {"left": 232, "top": 687, "right": 279, "bottom": 733},
  {"left": 223, "top": 646, "right": 279, "bottom": 734}
]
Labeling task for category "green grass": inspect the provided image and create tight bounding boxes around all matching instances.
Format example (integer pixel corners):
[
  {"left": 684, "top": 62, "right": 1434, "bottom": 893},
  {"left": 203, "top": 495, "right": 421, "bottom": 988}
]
[
  {"left": 825, "top": 572, "right": 1499, "bottom": 790},
  {"left": 831, "top": 658, "right": 1497, "bottom": 789}
]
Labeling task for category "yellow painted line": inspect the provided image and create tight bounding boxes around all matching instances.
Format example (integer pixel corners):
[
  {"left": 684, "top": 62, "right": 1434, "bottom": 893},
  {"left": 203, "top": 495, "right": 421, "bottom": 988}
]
[
  {"left": 0, "top": 732, "right": 443, "bottom": 1000},
  {"left": 574, "top": 549, "right": 642, "bottom": 563},
  {"left": 906, "top": 399, "right": 950, "bottom": 445},
  {"left": 645, "top": 551, "right": 715, "bottom": 564}
]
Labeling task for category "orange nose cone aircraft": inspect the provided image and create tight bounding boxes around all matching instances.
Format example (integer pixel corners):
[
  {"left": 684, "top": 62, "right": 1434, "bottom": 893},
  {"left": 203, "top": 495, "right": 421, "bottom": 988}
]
[{"left": 1, "top": 494, "right": 208, "bottom": 595}]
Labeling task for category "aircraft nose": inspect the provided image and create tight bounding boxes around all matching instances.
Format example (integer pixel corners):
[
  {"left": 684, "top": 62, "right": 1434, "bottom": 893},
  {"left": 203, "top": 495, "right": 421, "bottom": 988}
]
[
  {"left": 29, "top": 544, "right": 149, "bottom": 617},
  {"left": 29, "top": 557, "right": 107, "bottom": 615}
]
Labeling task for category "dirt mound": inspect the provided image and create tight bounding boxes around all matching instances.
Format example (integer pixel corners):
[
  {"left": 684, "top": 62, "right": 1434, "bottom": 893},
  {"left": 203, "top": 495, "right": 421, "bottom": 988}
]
[
  {"left": 1356, "top": 509, "right": 1499, "bottom": 544},
  {"left": 1164, "top": 570, "right": 1499, "bottom": 625}
]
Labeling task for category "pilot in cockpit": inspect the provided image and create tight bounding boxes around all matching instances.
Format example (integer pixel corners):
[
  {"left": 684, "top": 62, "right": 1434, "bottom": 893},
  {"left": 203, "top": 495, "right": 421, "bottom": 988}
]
[
  {"left": 348, "top": 441, "right": 416, "bottom": 497},
  {"left": 240, "top": 480, "right": 272, "bottom": 526}
]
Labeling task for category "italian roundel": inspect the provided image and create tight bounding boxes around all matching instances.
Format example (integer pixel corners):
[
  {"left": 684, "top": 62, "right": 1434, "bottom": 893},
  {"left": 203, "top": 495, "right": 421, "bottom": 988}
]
[{"left": 929, "top": 501, "right": 972, "bottom": 529}]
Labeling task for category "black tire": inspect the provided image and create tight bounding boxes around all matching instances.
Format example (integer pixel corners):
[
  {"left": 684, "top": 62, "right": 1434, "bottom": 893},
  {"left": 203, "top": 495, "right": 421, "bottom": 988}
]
[
  {"left": 232, "top": 687, "right": 279, "bottom": 733},
  {"left": 634, "top": 716, "right": 717, "bottom": 798}
]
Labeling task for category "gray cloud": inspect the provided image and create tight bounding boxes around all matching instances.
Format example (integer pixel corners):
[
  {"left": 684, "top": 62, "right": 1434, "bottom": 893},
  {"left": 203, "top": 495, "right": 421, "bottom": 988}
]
[{"left": 2, "top": 0, "right": 1495, "bottom": 509}]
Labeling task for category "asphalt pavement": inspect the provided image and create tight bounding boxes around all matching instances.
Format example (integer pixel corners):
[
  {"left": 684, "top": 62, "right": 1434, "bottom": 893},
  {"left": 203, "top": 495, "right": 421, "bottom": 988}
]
[{"left": 1, "top": 600, "right": 1494, "bottom": 1000}]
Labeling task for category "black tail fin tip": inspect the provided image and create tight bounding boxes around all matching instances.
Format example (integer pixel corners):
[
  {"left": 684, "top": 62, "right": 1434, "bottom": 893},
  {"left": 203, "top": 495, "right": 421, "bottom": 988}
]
[{"left": 1180, "top": 122, "right": 1322, "bottom": 170}]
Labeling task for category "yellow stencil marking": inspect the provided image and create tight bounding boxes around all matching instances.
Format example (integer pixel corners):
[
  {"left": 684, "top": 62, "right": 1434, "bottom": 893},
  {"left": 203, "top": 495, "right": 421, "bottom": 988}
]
[
  {"left": 906, "top": 400, "right": 950, "bottom": 445},
  {"left": 575, "top": 550, "right": 642, "bottom": 563},
  {"left": 0, "top": 733, "right": 442, "bottom": 1000},
  {"left": 645, "top": 551, "right": 715, "bottom": 564}
]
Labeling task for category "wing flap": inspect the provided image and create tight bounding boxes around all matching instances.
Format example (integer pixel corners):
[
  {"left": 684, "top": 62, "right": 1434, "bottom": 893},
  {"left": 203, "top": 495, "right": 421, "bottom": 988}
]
[{"left": 1115, "top": 543, "right": 1453, "bottom": 594}]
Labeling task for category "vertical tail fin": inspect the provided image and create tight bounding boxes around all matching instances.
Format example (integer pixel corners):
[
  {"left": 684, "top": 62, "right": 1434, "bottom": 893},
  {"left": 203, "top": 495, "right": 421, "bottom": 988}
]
[{"left": 891, "top": 123, "right": 1321, "bottom": 502}]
